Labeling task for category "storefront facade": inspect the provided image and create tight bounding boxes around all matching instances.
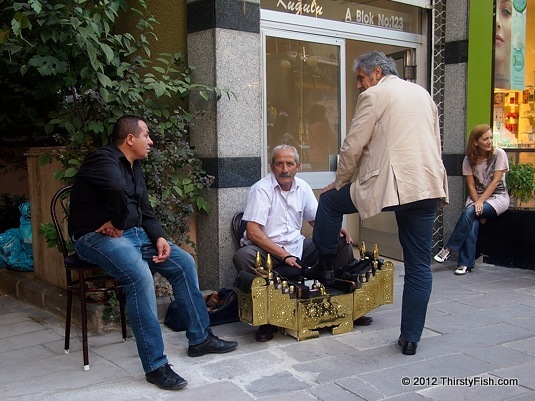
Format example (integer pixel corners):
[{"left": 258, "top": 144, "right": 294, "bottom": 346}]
[
  {"left": 261, "top": 1, "right": 434, "bottom": 261},
  {"left": 186, "top": 0, "right": 453, "bottom": 290},
  {"left": 63, "top": 1, "right": 524, "bottom": 291},
  {"left": 491, "top": 0, "right": 535, "bottom": 208}
]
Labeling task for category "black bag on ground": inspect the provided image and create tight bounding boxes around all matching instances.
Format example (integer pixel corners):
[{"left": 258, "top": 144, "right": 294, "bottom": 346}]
[{"left": 164, "top": 288, "right": 239, "bottom": 332}]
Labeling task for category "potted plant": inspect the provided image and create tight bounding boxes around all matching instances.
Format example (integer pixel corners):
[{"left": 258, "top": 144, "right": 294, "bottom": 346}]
[{"left": 506, "top": 159, "right": 535, "bottom": 208}]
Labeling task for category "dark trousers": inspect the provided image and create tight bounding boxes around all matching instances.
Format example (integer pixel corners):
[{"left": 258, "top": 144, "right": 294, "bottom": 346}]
[
  {"left": 233, "top": 237, "right": 353, "bottom": 274},
  {"left": 312, "top": 184, "right": 439, "bottom": 343}
]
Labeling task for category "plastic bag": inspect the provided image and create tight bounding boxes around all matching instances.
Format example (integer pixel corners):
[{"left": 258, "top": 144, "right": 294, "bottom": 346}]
[{"left": 0, "top": 201, "right": 33, "bottom": 271}]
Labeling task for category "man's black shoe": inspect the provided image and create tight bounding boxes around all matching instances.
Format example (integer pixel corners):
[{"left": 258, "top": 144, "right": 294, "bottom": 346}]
[
  {"left": 146, "top": 363, "right": 188, "bottom": 390},
  {"left": 398, "top": 336, "right": 418, "bottom": 355},
  {"left": 302, "top": 258, "right": 335, "bottom": 286},
  {"left": 255, "top": 324, "right": 277, "bottom": 342},
  {"left": 354, "top": 315, "right": 373, "bottom": 326},
  {"left": 187, "top": 333, "right": 238, "bottom": 357}
]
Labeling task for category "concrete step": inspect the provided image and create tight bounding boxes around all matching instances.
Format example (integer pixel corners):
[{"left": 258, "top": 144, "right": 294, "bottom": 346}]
[{"left": 0, "top": 268, "right": 172, "bottom": 333}]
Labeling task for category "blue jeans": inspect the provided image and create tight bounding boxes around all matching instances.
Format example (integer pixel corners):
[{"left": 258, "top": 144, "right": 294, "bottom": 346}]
[
  {"left": 446, "top": 202, "right": 497, "bottom": 268},
  {"left": 312, "top": 184, "right": 439, "bottom": 343},
  {"left": 74, "top": 227, "right": 211, "bottom": 373}
]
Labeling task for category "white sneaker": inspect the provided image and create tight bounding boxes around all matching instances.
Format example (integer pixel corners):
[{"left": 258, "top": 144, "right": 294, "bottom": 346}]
[
  {"left": 434, "top": 247, "right": 450, "bottom": 263},
  {"left": 454, "top": 266, "right": 470, "bottom": 275}
]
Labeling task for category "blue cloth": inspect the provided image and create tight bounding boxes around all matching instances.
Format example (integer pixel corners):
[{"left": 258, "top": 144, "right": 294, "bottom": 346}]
[
  {"left": 446, "top": 202, "right": 497, "bottom": 268},
  {"left": 18, "top": 201, "right": 33, "bottom": 255},
  {"left": 74, "top": 227, "right": 211, "bottom": 373},
  {"left": 0, "top": 201, "right": 33, "bottom": 271},
  {"left": 312, "top": 184, "right": 439, "bottom": 343}
]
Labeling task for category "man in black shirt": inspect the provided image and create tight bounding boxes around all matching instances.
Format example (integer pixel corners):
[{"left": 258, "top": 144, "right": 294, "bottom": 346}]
[{"left": 69, "top": 116, "right": 237, "bottom": 390}]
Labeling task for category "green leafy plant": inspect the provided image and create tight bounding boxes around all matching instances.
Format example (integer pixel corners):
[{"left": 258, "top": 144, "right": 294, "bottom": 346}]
[
  {"left": 38, "top": 221, "right": 75, "bottom": 254},
  {"left": 506, "top": 158, "right": 535, "bottom": 206},
  {"left": 1, "top": 0, "right": 232, "bottom": 247}
]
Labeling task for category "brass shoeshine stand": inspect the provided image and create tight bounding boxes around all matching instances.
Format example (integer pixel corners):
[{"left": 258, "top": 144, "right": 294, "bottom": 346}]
[{"left": 237, "top": 243, "right": 394, "bottom": 341}]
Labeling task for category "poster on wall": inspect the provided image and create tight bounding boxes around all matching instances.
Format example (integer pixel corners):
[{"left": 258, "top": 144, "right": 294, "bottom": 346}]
[{"left": 495, "top": 0, "right": 527, "bottom": 90}]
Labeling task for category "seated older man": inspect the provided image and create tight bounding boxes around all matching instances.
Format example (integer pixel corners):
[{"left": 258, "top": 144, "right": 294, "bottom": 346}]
[{"left": 233, "top": 144, "right": 373, "bottom": 342}]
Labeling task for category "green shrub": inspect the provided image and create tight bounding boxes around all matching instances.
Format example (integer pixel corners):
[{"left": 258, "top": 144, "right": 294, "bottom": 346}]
[
  {"left": 0, "top": 0, "right": 232, "bottom": 247},
  {"left": 506, "top": 158, "right": 535, "bottom": 205}
]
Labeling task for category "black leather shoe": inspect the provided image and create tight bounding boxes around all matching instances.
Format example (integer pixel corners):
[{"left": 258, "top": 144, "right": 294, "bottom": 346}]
[
  {"left": 398, "top": 336, "right": 418, "bottom": 355},
  {"left": 302, "top": 261, "right": 335, "bottom": 286},
  {"left": 255, "top": 324, "right": 277, "bottom": 342},
  {"left": 354, "top": 315, "right": 373, "bottom": 326},
  {"left": 146, "top": 363, "right": 188, "bottom": 390},
  {"left": 188, "top": 333, "right": 238, "bottom": 357}
]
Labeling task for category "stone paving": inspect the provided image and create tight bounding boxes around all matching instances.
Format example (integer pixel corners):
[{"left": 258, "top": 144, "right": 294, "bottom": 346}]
[{"left": 1, "top": 260, "right": 535, "bottom": 400}]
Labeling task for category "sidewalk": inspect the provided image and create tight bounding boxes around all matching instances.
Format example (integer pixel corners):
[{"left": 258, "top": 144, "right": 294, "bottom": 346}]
[{"left": 1, "top": 260, "right": 535, "bottom": 400}]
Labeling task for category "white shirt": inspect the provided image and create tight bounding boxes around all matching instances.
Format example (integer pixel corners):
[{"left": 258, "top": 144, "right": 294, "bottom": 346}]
[{"left": 241, "top": 173, "right": 317, "bottom": 258}]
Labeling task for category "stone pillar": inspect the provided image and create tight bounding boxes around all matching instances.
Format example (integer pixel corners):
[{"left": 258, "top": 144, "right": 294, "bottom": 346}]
[
  {"left": 443, "top": 0, "right": 470, "bottom": 244},
  {"left": 187, "top": 0, "right": 262, "bottom": 289}
]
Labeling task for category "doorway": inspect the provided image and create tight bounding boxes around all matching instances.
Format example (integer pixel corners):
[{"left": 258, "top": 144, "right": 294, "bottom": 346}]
[
  {"left": 344, "top": 42, "right": 415, "bottom": 261},
  {"left": 263, "top": 29, "right": 426, "bottom": 261}
]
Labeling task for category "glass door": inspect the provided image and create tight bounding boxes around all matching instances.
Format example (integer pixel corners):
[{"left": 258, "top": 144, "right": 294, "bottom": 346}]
[{"left": 263, "top": 31, "right": 344, "bottom": 189}]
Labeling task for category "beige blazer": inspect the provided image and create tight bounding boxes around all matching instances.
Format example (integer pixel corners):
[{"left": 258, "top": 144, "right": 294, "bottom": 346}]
[{"left": 335, "top": 75, "right": 449, "bottom": 219}]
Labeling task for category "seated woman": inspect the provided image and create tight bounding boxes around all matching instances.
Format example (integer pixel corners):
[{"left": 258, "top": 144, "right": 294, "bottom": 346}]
[{"left": 434, "top": 124, "right": 509, "bottom": 275}]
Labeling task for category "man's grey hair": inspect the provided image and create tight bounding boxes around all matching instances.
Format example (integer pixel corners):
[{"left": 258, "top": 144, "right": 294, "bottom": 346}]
[
  {"left": 353, "top": 50, "right": 398, "bottom": 77},
  {"left": 271, "top": 144, "right": 300, "bottom": 164}
]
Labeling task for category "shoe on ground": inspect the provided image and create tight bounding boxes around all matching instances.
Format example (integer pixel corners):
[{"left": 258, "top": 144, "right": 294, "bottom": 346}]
[
  {"left": 433, "top": 247, "right": 451, "bottom": 263},
  {"left": 255, "top": 324, "right": 277, "bottom": 342},
  {"left": 188, "top": 333, "right": 238, "bottom": 357},
  {"left": 354, "top": 315, "right": 373, "bottom": 326},
  {"left": 454, "top": 265, "right": 471, "bottom": 275},
  {"left": 146, "top": 363, "right": 188, "bottom": 390},
  {"left": 398, "top": 336, "right": 418, "bottom": 356}
]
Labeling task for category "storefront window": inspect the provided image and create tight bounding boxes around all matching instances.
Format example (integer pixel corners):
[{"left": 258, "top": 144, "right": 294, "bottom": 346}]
[
  {"left": 493, "top": 0, "right": 534, "bottom": 148},
  {"left": 266, "top": 37, "right": 340, "bottom": 172}
]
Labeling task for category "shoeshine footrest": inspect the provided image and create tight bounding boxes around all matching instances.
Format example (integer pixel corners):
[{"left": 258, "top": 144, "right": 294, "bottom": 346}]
[{"left": 236, "top": 260, "right": 395, "bottom": 341}]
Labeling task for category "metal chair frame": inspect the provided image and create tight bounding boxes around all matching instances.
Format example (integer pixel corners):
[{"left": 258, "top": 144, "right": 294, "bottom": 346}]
[
  {"left": 50, "top": 185, "right": 127, "bottom": 371},
  {"left": 231, "top": 211, "right": 245, "bottom": 248}
]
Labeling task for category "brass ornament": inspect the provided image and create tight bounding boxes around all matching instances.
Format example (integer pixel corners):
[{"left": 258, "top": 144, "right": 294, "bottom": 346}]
[{"left": 237, "top": 247, "right": 395, "bottom": 341}]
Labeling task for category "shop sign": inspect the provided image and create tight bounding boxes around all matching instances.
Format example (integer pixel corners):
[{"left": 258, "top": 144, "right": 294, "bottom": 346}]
[
  {"left": 494, "top": 0, "right": 527, "bottom": 90},
  {"left": 263, "top": 0, "right": 413, "bottom": 33},
  {"left": 275, "top": 0, "right": 324, "bottom": 17},
  {"left": 344, "top": 7, "right": 405, "bottom": 31}
]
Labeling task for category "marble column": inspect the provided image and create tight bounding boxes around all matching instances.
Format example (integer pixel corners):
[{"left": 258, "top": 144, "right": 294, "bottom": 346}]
[
  {"left": 187, "top": 0, "right": 262, "bottom": 289},
  {"left": 443, "top": 0, "right": 470, "bottom": 244}
]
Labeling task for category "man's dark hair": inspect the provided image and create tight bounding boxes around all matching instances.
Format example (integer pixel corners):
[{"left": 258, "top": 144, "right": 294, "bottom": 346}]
[{"left": 111, "top": 115, "right": 146, "bottom": 145}]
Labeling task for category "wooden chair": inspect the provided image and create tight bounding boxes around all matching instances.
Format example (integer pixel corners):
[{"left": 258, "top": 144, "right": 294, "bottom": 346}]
[
  {"left": 231, "top": 211, "right": 304, "bottom": 281},
  {"left": 50, "top": 185, "right": 127, "bottom": 371}
]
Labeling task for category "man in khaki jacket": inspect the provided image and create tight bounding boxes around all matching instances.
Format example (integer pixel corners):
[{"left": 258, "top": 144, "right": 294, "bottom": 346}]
[{"left": 308, "top": 51, "right": 448, "bottom": 356}]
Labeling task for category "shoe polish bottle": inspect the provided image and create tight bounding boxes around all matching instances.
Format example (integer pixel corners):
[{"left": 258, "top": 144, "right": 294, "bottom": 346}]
[
  {"left": 282, "top": 280, "right": 289, "bottom": 294},
  {"left": 289, "top": 285, "right": 296, "bottom": 299}
]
